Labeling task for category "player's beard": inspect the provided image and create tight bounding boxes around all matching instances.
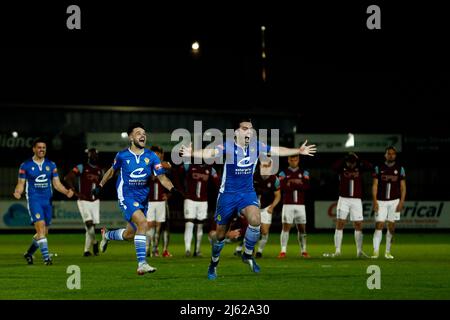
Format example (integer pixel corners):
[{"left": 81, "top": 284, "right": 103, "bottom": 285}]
[{"left": 132, "top": 138, "right": 145, "bottom": 149}]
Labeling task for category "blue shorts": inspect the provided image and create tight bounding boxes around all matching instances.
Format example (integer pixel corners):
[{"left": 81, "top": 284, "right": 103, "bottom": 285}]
[
  {"left": 118, "top": 197, "right": 148, "bottom": 228},
  {"left": 215, "top": 192, "right": 259, "bottom": 225},
  {"left": 27, "top": 198, "right": 52, "bottom": 226}
]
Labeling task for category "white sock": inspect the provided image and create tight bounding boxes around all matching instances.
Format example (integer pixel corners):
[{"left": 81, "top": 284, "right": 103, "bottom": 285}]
[
  {"left": 373, "top": 230, "right": 383, "bottom": 252},
  {"left": 84, "top": 227, "right": 92, "bottom": 252},
  {"left": 146, "top": 227, "right": 155, "bottom": 251},
  {"left": 184, "top": 222, "right": 194, "bottom": 252},
  {"left": 258, "top": 234, "right": 269, "bottom": 253},
  {"left": 334, "top": 229, "right": 343, "bottom": 253},
  {"left": 386, "top": 230, "right": 393, "bottom": 253},
  {"left": 196, "top": 224, "right": 203, "bottom": 254},
  {"left": 354, "top": 230, "right": 363, "bottom": 253},
  {"left": 163, "top": 230, "right": 169, "bottom": 251},
  {"left": 235, "top": 244, "right": 243, "bottom": 252},
  {"left": 298, "top": 232, "right": 307, "bottom": 253},
  {"left": 280, "top": 230, "right": 289, "bottom": 253}
]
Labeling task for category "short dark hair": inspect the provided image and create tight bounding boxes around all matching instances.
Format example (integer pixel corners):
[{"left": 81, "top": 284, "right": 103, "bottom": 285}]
[
  {"left": 233, "top": 117, "right": 252, "bottom": 130},
  {"left": 127, "top": 122, "right": 146, "bottom": 135},
  {"left": 32, "top": 137, "right": 46, "bottom": 147},
  {"left": 385, "top": 146, "right": 397, "bottom": 153},
  {"left": 150, "top": 145, "right": 163, "bottom": 154},
  {"left": 345, "top": 152, "right": 358, "bottom": 163}
]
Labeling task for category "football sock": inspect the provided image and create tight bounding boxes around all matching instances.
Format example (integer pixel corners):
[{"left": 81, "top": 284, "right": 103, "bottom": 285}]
[
  {"left": 258, "top": 234, "right": 269, "bottom": 253},
  {"left": 280, "top": 230, "right": 289, "bottom": 253},
  {"left": 298, "top": 232, "right": 307, "bottom": 253},
  {"left": 134, "top": 234, "right": 147, "bottom": 264},
  {"left": 354, "top": 230, "right": 363, "bottom": 253},
  {"left": 37, "top": 238, "right": 50, "bottom": 261},
  {"left": 184, "top": 222, "right": 194, "bottom": 252},
  {"left": 334, "top": 229, "right": 343, "bottom": 253},
  {"left": 373, "top": 229, "right": 382, "bottom": 253},
  {"left": 211, "top": 239, "right": 226, "bottom": 266},
  {"left": 163, "top": 229, "right": 170, "bottom": 251},
  {"left": 244, "top": 225, "right": 260, "bottom": 255},
  {"left": 27, "top": 238, "right": 39, "bottom": 256},
  {"left": 106, "top": 228, "right": 125, "bottom": 241},
  {"left": 196, "top": 224, "right": 203, "bottom": 254},
  {"left": 386, "top": 230, "right": 393, "bottom": 253}
]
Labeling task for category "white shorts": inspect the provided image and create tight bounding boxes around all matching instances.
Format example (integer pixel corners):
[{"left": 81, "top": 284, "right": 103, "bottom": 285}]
[
  {"left": 260, "top": 206, "right": 272, "bottom": 225},
  {"left": 282, "top": 204, "right": 306, "bottom": 225},
  {"left": 184, "top": 199, "right": 208, "bottom": 221},
  {"left": 336, "top": 196, "right": 363, "bottom": 222},
  {"left": 376, "top": 199, "right": 401, "bottom": 222},
  {"left": 77, "top": 200, "right": 100, "bottom": 224},
  {"left": 146, "top": 201, "right": 167, "bottom": 223}
]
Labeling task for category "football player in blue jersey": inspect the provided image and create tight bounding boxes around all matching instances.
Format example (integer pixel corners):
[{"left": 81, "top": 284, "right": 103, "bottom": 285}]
[
  {"left": 96, "top": 122, "right": 180, "bottom": 275},
  {"left": 13, "top": 138, "right": 74, "bottom": 265},
  {"left": 180, "top": 118, "right": 317, "bottom": 279}
]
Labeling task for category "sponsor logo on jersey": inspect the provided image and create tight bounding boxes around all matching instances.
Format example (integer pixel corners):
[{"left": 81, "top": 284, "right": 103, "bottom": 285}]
[
  {"left": 35, "top": 174, "right": 48, "bottom": 183},
  {"left": 237, "top": 156, "right": 253, "bottom": 168},
  {"left": 130, "top": 168, "right": 147, "bottom": 178}
]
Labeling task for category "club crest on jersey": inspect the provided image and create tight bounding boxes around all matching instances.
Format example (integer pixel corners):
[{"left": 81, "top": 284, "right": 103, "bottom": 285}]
[
  {"left": 144, "top": 158, "right": 150, "bottom": 165},
  {"left": 205, "top": 170, "right": 209, "bottom": 174},
  {"left": 133, "top": 202, "right": 139, "bottom": 207},
  {"left": 217, "top": 214, "right": 222, "bottom": 222},
  {"left": 394, "top": 170, "right": 398, "bottom": 174},
  {"left": 267, "top": 182, "right": 271, "bottom": 188},
  {"left": 35, "top": 213, "right": 40, "bottom": 219},
  {"left": 298, "top": 173, "right": 302, "bottom": 178},
  {"left": 32, "top": 167, "right": 35, "bottom": 171}
]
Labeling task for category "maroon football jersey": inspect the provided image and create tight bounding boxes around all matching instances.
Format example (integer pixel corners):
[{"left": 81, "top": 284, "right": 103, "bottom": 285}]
[
  {"left": 373, "top": 163, "right": 406, "bottom": 200},
  {"left": 72, "top": 164, "right": 103, "bottom": 201},
  {"left": 278, "top": 167, "right": 310, "bottom": 205},
  {"left": 334, "top": 159, "right": 372, "bottom": 199},
  {"left": 177, "top": 164, "right": 219, "bottom": 201},
  {"left": 253, "top": 174, "right": 280, "bottom": 208},
  {"left": 149, "top": 174, "right": 167, "bottom": 201}
]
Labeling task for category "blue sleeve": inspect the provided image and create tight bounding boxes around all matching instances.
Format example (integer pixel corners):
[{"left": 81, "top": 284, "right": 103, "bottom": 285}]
[
  {"left": 278, "top": 171, "right": 286, "bottom": 178},
  {"left": 18, "top": 162, "right": 27, "bottom": 179},
  {"left": 211, "top": 167, "right": 218, "bottom": 177},
  {"left": 151, "top": 153, "right": 165, "bottom": 176},
  {"left": 76, "top": 164, "right": 84, "bottom": 174},
  {"left": 274, "top": 177, "right": 280, "bottom": 190},
  {"left": 112, "top": 152, "right": 122, "bottom": 171},
  {"left": 51, "top": 162, "right": 59, "bottom": 178},
  {"left": 400, "top": 167, "right": 406, "bottom": 178}
]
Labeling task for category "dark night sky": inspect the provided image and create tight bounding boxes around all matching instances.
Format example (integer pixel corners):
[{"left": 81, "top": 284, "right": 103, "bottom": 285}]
[{"left": 1, "top": 1, "right": 450, "bottom": 132}]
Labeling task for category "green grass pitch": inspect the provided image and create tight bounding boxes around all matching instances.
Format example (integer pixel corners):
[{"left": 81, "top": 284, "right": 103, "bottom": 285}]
[{"left": 0, "top": 232, "right": 449, "bottom": 299}]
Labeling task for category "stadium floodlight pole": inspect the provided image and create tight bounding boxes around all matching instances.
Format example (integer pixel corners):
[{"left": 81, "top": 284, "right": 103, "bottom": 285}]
[{"left": 261, "top": 25, "right": 267, "bottom": 82}]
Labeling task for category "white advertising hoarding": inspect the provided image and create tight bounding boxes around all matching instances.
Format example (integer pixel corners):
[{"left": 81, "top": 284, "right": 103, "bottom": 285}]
[{"left": 315, "top": 200, "right": 450, "bottom": 229}]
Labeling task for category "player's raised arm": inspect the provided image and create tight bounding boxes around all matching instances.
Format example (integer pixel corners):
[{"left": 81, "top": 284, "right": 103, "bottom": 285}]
[
  {"left": 13, "top": 178, "right": 26, "bottom": 199},
  {"left": 270, "top": 140, "right": 317, "bottom": 157},
  {"left": 180, "top": 142, "right": 220, "bottom": 161},
  {"left": 52, "top": 176, "right": 74, "bottom": 198}
]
